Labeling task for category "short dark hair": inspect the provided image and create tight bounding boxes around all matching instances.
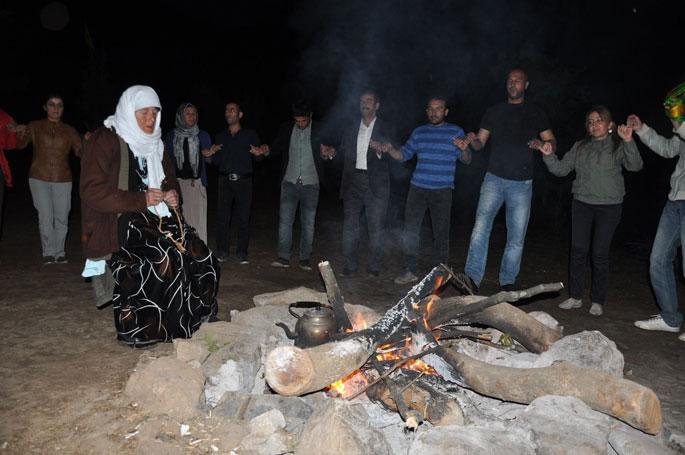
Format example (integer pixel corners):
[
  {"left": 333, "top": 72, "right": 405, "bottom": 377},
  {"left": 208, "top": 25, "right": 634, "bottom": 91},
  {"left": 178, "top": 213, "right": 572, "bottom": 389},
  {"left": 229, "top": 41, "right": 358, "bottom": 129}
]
[
  {"left": 292, "top": 100, "right": 312, "bottom": 117},
  {"left": 360, "top": 89, "right": 379, "bottom": 103},
  {"left": 44, "top": 93, "right": 64, "bottom": 105},
  {"left": 225, "top": 101, "right": 242, "bottom": 112},
  {"left": 427, "top": 95, "right": 448, "bottom": 108}
]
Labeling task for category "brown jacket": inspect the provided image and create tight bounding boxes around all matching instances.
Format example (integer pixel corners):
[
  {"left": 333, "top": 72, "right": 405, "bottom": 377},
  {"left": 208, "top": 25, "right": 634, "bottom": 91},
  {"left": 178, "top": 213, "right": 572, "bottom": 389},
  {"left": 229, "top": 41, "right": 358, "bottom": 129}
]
[
  {"left": 17, "top": 119, "right": 83, "bottom": 182},
  {"left": 80, "top": 127, "right": 179, "bottom": 259}
]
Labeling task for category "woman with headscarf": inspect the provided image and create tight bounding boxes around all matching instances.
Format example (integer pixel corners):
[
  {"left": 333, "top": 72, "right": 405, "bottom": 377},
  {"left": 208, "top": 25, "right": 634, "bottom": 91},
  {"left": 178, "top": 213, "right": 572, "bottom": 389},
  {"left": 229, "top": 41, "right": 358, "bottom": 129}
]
[
  {"left": 80, "top": 85, "right": 219, "bottom": 347},
  {"left": 164, "top": 103, "right": 218, "bottom": 243}
]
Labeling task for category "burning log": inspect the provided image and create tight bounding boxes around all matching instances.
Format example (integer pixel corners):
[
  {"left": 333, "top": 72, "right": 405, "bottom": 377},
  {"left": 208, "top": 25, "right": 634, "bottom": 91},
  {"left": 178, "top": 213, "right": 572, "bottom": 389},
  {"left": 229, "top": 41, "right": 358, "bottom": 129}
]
[
  {"left": 439, "top": 348, "right": 662, "bottom": 434},
  {"left": 265, "top": 266, "right": 451, "bottom": 396},
  {"left": 367, "top": 369, "right": 465, "bottom": 427},
  {"left": 424, "top": 291, "right": 563, "bottom": 353}
]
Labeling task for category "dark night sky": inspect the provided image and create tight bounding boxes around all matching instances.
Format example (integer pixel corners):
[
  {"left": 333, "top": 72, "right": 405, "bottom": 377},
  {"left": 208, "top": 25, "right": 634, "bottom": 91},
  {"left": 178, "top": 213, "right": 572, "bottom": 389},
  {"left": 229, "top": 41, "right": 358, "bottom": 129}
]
[{"left": 1, "top": 0, "right": 683, "bottom": 229}]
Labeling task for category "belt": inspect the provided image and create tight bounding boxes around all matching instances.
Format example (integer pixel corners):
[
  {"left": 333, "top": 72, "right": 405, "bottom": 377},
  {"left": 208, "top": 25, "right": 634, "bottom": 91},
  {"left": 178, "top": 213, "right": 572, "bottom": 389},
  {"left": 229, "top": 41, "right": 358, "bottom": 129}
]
[
  {"left": 220, "top": 172, "right": 252, "bottom": 181},
  {"left": 354, "top": 168, "right": 368, "bottom": 174}
]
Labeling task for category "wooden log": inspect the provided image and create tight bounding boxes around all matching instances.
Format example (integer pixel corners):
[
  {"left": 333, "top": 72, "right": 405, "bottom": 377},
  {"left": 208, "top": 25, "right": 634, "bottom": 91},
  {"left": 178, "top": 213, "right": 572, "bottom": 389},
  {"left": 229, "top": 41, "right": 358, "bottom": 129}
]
[
  {"left": 425, "top": 293, "right": 562, "bottom": 353},
  {"left": 439, "top": 348, "right": 662, "bottom": 434},
  {"left": 367, "top": 378, "right": 465, "bottom": 427},
  {"left": 265, "top": 266, "right": 450, "bottom": 396},
  {"left": 318, "top": 261, "right": 353, "bottom": 331}
]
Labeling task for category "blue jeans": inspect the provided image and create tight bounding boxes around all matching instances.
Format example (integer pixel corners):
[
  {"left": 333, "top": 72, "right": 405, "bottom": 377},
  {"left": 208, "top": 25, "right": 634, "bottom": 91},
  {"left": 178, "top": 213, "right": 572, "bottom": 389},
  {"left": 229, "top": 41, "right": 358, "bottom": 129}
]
[
  {"left": 649, "top": 200, "right": 685, "bottom": 328},
  {"left": 465, "top": 173, "right": 532, "bottom": 286},
  {"left": 278, "top": 181, "right": 319, "bottom": 261}
]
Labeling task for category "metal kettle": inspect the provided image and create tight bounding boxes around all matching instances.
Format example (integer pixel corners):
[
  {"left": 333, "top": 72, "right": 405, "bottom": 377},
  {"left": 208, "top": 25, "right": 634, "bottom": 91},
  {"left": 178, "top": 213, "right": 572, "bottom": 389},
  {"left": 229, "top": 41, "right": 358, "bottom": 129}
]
[{"left": 276, "top": 302, "right": 339, "bottom": 348}]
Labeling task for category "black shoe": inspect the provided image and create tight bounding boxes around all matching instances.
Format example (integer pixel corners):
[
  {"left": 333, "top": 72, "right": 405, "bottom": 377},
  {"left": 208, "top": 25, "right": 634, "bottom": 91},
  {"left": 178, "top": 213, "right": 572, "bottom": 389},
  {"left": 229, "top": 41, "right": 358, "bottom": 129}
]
[
  {"left": 42, "top": 256, "right": 55, "bottom": 265},
  {"left": 271, "top": 258, "right": 290, "bottom": 268},
  {"left": 298, "top": 259, "right": 312, "bottom": 271},
  {"left": 215, "top": 253, "right": 228, "bottom": 263},
  {"left": 54, "top": 255, "right": 68, "bottom": 264},
  {"left": 500, "top": 283, "right": 515, "bottom": 292},
  {"left": 117, "top": 335, "right": 158, "bottom": 349}
]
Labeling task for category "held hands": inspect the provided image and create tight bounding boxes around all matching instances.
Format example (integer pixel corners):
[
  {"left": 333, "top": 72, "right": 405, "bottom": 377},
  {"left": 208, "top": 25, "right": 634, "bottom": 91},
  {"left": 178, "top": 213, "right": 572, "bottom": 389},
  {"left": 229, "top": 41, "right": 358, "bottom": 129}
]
[
  {"left": 626, "top": 115, "right": 643, "bottom": 133},
  {"left": 369, "top": 140, "right": 391, "bottom": 154},
  {"left": 617, "top": 125, "right": 634, "bottom": 142},
  {"left": 320, "top": 144, "right": 336, "bottom": 159},
  {"left": 528, "top": 139, "right": 553, "bottom": 155},
  {"left": 163, "top": 189, "right": 179, "bottom": 208},
  {"left": 249, "top": 144, "right": 269, "bottom": 156},
  {"left": 6, "top": 123, "right": 27, "bottom": 134},
  {"left": 202, "top": 144, "right": 222, "bottom": 157},
  {"left": 145, "top": 188, "right": 164, "bottom": 207}
]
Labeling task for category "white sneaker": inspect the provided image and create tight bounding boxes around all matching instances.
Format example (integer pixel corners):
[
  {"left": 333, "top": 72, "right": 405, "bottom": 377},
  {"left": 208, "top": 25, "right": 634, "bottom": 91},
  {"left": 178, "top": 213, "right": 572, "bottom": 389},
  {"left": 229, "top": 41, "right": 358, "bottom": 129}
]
[
  {"left": 634, "top": 315, "right": 680, "bottom": 333},
  {"left": 679, "top": 332, "right": 685, "bottom": 342},
  {"left": 559, "top": 298, "right": 582, "bottom": 310},
  {"left": 589, "top": 303, "right": 603, "bottom": 316},
  {"left": 394, "top": 271, "right": 418, "bottom": 285}
]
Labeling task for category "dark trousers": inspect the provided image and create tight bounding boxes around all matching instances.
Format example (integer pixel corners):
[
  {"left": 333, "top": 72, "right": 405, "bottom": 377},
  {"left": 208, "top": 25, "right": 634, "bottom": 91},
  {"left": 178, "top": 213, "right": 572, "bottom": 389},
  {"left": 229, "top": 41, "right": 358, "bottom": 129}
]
[
  {"left": 403, "top": 185, "right": 452, "bottom": 273},
  {"left": 569, "top": 199, "right": 622, "bottom": 304},
  {"left": 342, "top": 172, "right": 388, "bottom": 273},
  {"left": 216, "top": 177, "right": 252, "bottom": 258}
]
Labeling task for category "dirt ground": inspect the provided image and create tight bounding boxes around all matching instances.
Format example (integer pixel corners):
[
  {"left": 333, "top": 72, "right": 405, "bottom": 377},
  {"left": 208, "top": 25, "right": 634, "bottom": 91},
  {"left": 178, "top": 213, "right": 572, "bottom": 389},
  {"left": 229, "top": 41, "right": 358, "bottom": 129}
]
[{"left": 0, "top": 182, "right": 683, "bottom": 454}]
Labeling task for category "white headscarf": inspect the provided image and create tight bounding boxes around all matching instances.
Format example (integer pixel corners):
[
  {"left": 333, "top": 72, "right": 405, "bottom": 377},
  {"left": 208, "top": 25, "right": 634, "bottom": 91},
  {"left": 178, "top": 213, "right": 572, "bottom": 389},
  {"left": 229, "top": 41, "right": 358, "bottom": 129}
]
[{"left": 104, "top": 85, "right": 165, "bottom": 189}]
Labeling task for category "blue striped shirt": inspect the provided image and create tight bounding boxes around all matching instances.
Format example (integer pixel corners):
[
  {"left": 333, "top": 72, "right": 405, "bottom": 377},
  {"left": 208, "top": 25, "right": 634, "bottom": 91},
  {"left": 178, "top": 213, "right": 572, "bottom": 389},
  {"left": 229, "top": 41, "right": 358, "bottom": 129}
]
[{"left": 401, "top": 123, "right": 464, "bottom": 189}]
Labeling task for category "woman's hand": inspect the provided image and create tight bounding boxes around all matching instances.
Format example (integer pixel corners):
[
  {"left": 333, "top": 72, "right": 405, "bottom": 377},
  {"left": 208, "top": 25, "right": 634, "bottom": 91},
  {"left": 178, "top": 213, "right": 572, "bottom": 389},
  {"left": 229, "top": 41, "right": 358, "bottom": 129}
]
[
  {"left": 617, "top": 125, "right": 633, "bottom": 142},
  {"left": 626, "top": 115, "right": 643, "bottom": 132},
  {"left": 163, "top": 190, "right": 179, "bottom": 208},
  {"left": 145, "top": 188, "right": 164, "bottom": 207}
]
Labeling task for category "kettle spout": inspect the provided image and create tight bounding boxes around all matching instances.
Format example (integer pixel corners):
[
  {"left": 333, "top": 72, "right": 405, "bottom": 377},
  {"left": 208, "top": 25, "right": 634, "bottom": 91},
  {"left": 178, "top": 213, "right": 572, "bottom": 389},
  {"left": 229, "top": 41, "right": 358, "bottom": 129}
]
[{"left": 275, "top": 322, "right": 297, "bottom": 339}]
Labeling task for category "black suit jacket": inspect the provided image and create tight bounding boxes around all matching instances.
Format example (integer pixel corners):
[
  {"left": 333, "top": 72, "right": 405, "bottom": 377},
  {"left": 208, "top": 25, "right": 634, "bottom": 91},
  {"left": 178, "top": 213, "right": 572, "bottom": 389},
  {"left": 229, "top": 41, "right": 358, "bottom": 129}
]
[
  {"left": 270, "top": 120, "right": 327, "bottom": 187},
  {"left": 339, "top": 117, "right": 396, "bottom": 199}
]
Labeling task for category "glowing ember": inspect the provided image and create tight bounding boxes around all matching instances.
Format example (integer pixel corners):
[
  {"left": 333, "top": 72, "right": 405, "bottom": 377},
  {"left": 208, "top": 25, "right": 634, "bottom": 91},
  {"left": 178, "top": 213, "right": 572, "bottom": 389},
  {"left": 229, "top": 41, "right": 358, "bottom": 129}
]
[{"left": 326, "top": 369, "right": 370, "bottom": 398}]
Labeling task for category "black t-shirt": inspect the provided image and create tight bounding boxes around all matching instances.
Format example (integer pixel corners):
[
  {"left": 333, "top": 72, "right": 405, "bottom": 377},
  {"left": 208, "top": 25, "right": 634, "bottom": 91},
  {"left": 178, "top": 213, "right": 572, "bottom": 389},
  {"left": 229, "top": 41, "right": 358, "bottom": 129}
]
[
  {"left": 212, "top": 128, "right": 261, "bottom": 175},
  {"left": 481, "top": 102, "right": 551, "bottom": 181}
]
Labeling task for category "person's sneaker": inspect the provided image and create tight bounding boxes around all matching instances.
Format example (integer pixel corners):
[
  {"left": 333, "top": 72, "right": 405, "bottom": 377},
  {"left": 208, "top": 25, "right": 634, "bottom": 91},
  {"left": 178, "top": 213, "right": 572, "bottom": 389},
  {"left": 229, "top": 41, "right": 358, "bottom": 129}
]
[
  {"left": 298, "top": 260, "right": 312, "bottom": 271},
  {"left": 238, "top": 257, "right": 249, "bottom": 265},
  {"left": 215, "top": 253, "right": 228, "bottom": 263},
  {"left": 679, "top": 332, "right": 685, "bottom": 342},
  {"left": 42, "top": 256, "right": 54, "bottom": 265},
  {"left": 499, "top": 283, "right": 515, "bottom": 292},
  {"left": 559, "top": 297, "right": 582, "bottom": 310},
  {"left": 634, "top": 315, "right": 680, "bottom": 332},
  {"left": 394, "top": 271, "right": 418, "bottom": 285},
  {"left": 53, "top": 255, "right": 68, "bottom": 264},
  {"left": 271, "top": 258, "right": 290, "bottom": 268},
  {"left": 589, "top": 302, "right": 603, "bottom": 316}
]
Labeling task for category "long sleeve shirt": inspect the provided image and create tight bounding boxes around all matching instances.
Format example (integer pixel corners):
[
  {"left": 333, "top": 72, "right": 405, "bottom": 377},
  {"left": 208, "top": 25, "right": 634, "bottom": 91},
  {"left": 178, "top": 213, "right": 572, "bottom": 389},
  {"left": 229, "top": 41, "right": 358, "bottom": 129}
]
[
  {"left": 543, "top": 136, "right": 643, "bottom": 205},
  {"left": 16, "top": 119, "right": 83, "bottom": 182},
  {"left": 635, "top": 124, "right": 685, "bottom": 201}
]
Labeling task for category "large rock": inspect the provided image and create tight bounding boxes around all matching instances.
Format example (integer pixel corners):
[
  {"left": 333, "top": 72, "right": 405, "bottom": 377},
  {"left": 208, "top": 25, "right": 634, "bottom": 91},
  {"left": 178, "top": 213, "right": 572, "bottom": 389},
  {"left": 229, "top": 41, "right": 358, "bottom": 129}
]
[
  {"left": 296, "top": 399, "right": 392, "bottom": 455},
  {"left": 124, "top": 356, "right": 205, "bottom": 420},
  {"left": 410, "top": 424, "right": 536, "bottom": 454},
  {"left": 608, "top": 427, "right": 676, "bottom": 455},
  {"left": 513, "top": 395, "right": 612, "bottom": 454},
  {"left": 253, "top": 286, "right": 328, "bottom": 307},
  {"left": 451, "top": 338, "right": 539, "bottom": 368},
  {"left": 536, "top": 330, "right": 624, "bottom": 377},
  {"left": 528, "top": 310, "right": 563, "bottom": 333},
  {"left": 203, "top": 339, "right": 262, "bottom": 407}
]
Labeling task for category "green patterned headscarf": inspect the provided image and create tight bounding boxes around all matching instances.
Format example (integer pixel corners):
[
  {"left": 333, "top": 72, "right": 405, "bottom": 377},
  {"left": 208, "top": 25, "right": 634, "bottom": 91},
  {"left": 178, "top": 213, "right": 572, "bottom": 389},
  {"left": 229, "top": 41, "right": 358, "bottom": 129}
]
[{"left": 664, "top": 82, "right": 685, "bottom": 122}]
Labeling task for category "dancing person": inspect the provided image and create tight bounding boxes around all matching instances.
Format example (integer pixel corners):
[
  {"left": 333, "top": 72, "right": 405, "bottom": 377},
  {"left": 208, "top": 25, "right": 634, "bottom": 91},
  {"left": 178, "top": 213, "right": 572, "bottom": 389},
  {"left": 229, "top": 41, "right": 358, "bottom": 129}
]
[
  {"left": 80, "top": 85, "right": 218, "bottom": 347},
  {"left": 165, "top": 102, "right": 217, "bottom": 243},
  {"left": 268, "top": 100, "right": 335, "bottom": 271},
  {"left": 631, "top": 82, "right": 685, "bottom": 341},
  {"left": 534, "top": 106, "right": 643, "bottom": 316},
  {"left": 16, "top": 94, "right": 84, "bottom": 264},
  {"left": 204, "top": 102, "right": 268, "bottom": 264},
  {"left": 460, "top": 68, "right": 556, "bottom": 292},
  {"left": 337, "top": 90, "right": 396, "bottom": 278},
  {"left": 373, "top": 96, "right": 471, "bottom": 284}
]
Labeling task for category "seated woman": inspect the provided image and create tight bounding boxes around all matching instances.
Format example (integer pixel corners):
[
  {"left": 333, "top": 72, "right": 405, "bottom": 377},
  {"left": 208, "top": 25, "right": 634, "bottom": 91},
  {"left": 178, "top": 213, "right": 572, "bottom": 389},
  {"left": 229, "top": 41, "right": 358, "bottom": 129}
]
[
  {"left": 532, "top": 106, "right": 643, "bottom": 316},
  {"left": 80, "top": 85, "right": 219, "bottom": 347}
]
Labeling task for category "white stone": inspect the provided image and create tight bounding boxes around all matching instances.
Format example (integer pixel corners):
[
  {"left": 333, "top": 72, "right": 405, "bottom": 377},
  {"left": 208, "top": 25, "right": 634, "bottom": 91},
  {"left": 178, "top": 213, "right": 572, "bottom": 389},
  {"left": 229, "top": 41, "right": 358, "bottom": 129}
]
[
  {"left": 536, "top": 330, "right": 624, "bottom": 377},
  {"left": 249, "top": 409, "right": 286, "bottom": 438},
  {"left": 410, "top": 424, "right": 536, "bottom": 454},
  {"left": 608, "top": 427, "right": 676, "bottom": 455}
]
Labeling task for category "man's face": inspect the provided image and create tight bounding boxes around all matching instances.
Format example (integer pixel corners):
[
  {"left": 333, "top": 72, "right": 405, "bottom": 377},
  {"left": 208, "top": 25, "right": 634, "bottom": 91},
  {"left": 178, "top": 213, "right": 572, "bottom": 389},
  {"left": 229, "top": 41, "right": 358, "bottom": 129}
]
[
  {"left": 183, "top": 107, "right": 198, "bottom": 127},
  {"left": 224, "top": 103, "right": 242, "bottom": 126},
  {"left": 506, "top": 70, "right": 528, "bottom": 101},
  {"left": 135, "top": 107, "right": 160, "bottom": 134},
  {"left": 359, "top": 94, "right": 379, "bottom": 118},
  {"left": 44, "top": 97, "right": 64, "bottom": 122},
  {"left": 426, "top": 99, "right": 448, "bottom": 125},
  {"left": 294, "top": 115, "right": 311, "bottom": 130}
]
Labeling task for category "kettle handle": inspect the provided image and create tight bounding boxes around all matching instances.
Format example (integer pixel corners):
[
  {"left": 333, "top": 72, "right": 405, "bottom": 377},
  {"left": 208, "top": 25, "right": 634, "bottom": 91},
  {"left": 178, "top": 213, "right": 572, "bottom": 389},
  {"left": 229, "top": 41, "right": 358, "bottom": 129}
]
[{"left": 288, "top": 303, "right": 303, "bottom": 319}]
